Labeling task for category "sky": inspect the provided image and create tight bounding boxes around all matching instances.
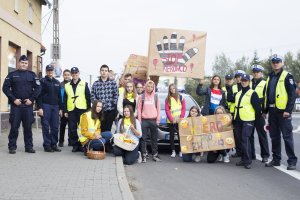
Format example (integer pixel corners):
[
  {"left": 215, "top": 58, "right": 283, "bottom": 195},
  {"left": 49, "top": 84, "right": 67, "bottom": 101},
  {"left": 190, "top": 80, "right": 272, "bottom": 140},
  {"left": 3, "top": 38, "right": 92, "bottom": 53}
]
[{"left": 41, "top": 0, "right": 300, "bottom": 81}]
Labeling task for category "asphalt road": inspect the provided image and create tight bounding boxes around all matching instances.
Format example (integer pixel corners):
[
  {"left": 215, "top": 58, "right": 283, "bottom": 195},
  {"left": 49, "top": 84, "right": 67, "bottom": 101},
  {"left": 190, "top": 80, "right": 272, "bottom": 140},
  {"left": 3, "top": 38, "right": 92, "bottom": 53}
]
[{"left": 125, "top": 113, "right": 300, "bottom": 200}]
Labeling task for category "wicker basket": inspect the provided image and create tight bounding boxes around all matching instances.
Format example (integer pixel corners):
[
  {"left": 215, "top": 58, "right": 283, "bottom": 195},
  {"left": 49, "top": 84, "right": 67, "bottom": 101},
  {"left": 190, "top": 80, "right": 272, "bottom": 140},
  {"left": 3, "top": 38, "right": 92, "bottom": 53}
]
[{"left": 86, "top": 139, "right": 106, "bottom": 160}]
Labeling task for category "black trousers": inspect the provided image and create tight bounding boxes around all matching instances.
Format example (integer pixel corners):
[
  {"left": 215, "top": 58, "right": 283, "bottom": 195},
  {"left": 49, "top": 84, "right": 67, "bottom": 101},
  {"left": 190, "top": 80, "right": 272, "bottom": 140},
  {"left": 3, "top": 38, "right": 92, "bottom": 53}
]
[
  {"left": 68, "top": 108, "right": 86, "bottom": 147},
  {"left": 141, "top": 119, "right": 158, "bottom": 156},
  {"left": 101, "top": 109, "right": 117, "bottom": 132},
  {"left": 234, "top": 121, "right": 255, "bottom": 165},
  {"left": 168, "top": 123, "right": 180, "bottom": 151},
  {"left": 233, "top": 120, "right": 242, "bottom": 155},
  {"left": 268, "top": 108, "right": 298, "bottom": 165},
  {"left": 59, "top": 114, "right": 70, "bottom": 144},
  {"left": 8, "top": 105, "right": 34, "bottom": 150},
  {"left": 250, "top": 115, "right": 270, "bottom": 159}
]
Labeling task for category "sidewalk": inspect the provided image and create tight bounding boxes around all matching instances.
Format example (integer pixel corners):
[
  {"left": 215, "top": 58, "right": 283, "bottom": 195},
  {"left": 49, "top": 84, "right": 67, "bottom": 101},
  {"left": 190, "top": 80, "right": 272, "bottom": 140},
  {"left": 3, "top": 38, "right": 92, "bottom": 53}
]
[{"left": 0, "top": 129, "right": 134, "bottom": 200}]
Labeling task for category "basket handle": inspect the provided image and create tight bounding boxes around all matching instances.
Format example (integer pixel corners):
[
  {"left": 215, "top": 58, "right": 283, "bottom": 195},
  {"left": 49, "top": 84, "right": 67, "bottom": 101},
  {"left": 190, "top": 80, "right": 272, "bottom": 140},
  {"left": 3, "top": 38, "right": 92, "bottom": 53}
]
[{"left": 87, "top": 138, "right": 106, "bottom": 153}]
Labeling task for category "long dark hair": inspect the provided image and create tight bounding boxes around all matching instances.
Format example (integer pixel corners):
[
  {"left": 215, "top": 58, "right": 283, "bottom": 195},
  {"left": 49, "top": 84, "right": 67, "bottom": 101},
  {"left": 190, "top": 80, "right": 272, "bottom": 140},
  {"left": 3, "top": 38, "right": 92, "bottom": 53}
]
[
  {"left": 91, "top": 100, "right": 104, "bottom": 121},
  {"left": 188, "top": 106, "right": 201, "bottom": 117},
  {"left": 167, "top": 83, "right": 179, "bottom": 105},
  {"left": 209, "top": 75, "right": 222, "bottom": 89},
  {"left": 120, "top": 105, "right": 136, "bottom": 133}
]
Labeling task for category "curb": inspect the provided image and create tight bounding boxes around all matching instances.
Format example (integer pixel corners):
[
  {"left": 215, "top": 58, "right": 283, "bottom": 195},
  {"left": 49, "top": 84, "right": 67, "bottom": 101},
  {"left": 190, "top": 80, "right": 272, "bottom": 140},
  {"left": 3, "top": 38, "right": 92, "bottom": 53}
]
[{"left": 115, "top": 156, "right": 135, "bottom": 200}]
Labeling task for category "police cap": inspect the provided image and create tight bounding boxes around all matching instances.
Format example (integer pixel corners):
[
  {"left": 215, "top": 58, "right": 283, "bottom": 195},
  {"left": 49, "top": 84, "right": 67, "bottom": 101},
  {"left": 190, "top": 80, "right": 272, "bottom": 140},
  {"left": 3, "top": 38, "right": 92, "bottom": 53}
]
[
  {"left": 71, "top": 67, "right": 79, "bottom": 73},
  {"left": 225, "top": 74, "right": 233, "bottom": 79},
  {"left": 252, "top": 64, "right": 264, "bottom": 72},
  {"left": 46, "top": 65, "right": 54, "bottom": 71},
  {"left": 271, "top": 54, "right": 283, "bottom": 62},
  {"left": 241, "top": 74, "right": 250, "bottom": 81},
  {"left": 19, "top": 55, "right": 28, "bottom": 62}
]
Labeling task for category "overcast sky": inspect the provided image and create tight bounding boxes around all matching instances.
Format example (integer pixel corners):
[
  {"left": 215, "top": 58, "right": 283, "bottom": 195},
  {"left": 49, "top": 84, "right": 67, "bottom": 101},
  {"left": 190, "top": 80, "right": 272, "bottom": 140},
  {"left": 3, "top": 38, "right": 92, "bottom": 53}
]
[{"left": 41, "top": 0, "right": 300, "bottom": 79}]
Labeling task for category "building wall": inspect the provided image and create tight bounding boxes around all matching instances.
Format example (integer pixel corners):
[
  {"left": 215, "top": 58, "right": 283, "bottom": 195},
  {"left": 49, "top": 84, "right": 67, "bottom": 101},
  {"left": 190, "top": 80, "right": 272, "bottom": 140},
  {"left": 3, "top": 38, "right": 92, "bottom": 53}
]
[{"left": 0, "top": 0, "right": 43, "bottom": 112}]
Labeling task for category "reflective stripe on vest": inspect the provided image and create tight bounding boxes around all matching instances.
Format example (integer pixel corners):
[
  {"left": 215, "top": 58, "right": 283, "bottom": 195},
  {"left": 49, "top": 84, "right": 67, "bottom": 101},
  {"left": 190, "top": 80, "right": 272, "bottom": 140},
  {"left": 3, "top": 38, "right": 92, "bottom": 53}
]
[
  {"left": 167, "top": 96, "right": 182, "bottom": 123},
  {"left": 222, "top": 86, "right": 232, "bottom": 112},
  {"left": 250, "top": 80, "right": 266, "bottom": 99},
  {"left": 265, "top": 71, "right": 288, "bottom": 110},
  {"left": 65, "top": 80, "right": 87, "bottom": 111},
  {"left": 77, "top": 111, "right": 100, "bottom": 143},
  {"left": 229, "top": 85, "right": 239, "bottom": 113},
  {"left": 234, "top": 89, "right": 255, "bottom": 121}
]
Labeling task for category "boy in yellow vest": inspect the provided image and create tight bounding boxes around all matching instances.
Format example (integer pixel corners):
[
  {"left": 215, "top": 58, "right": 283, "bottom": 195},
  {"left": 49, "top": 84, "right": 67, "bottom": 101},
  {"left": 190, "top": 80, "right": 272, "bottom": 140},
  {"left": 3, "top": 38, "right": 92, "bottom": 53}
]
[{"left": 234, "top": 74, "right": 261, "bottom": 169}]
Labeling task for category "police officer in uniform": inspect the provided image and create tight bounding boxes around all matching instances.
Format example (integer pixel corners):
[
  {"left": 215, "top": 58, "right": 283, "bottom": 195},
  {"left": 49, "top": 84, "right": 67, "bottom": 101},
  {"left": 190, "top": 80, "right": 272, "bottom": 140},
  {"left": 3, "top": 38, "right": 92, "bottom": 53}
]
[
  {"left": 234, "top": 74, "right": 261, "bottom": 169},
  {"left": 64, "top": 67, "right": 91, "bottom": 152},
  {"left": 2, "top": 55, "right": 41, "bottom": 154},
  {"left": 37, "top": 65, "right": 62, "bottom": 152},
  {"left": 227, "top": 70, "right": 245, "bottom": 158},
  {"left": 222, "top": 74, "right": 234, "bottom": 112},
  {"left": 250, "top": 65, "right": 270, "bottom": 162},
  {"left": 264, "top": 54, "right": 297, "bottom": 170}
]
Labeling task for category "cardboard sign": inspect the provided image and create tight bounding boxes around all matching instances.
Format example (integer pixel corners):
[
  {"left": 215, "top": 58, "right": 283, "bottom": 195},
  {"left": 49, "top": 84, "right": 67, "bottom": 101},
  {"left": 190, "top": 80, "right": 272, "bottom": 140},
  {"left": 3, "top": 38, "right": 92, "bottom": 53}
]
[
  {"left": 148, "top": 28, "right": 207, "bottom": 79},
  {"left": 179, "top": 114, "right": 235, "bottom": 153},
  {"left": 124, "top": 54, "right": 148, "bottom": 83}
]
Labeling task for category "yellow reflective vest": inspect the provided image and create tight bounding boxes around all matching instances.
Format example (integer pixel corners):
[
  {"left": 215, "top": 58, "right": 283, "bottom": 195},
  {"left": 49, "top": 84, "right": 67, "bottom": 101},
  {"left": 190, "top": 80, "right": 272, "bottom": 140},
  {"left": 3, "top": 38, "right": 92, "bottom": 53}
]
[
  {"left": 167, "top": 96, "right": 182, "bottom": 123},
  {"left": 250, "top": 80, "right": 266, "bottom": 99},
  {"left": 229, "top": 84, "right": 239, "bottom": 113},
  {"left": 234, "top": 89, "right": 255, "bottom": 121},
  {"left": 265, "top": 70, "right": 288, "bottom": 110},
  {"left": 77, "top": 111, "right": 100, "bottom": 144},
  {"left": 222, "top": 86, "right": 232, "bottom": 112},
  {"left": 65, "top": 80, "right": 87, "bottom": 111}
]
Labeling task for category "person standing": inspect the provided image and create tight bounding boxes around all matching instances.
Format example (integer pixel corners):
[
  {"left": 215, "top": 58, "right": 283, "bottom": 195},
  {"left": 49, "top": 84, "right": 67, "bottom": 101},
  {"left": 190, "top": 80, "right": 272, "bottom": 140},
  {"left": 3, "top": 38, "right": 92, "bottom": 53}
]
[
  {"left": 37, "top": 65, "right": 62, "bottom": 152},
  {"left": 250, "top": 65, "right": 270, "bottom": 162},
  {"left": 64, "top": 67, "right": 91, "bottom": 152},
  {"left": 234, "top": 74, "right": 261, "bottom": 169},
  {"left": 59, "top": 69, "right": 71, "bottom": 147},
  {"left": 136, "top": 82, "right": 144, "bottom": 96},
  {"left": 91, "top": 64, "right": 118, "bottom": 132},
  {"left": 2, "top": 55, "right": 41, "bottom": 154},
  {"left": 222, "top": 74, "right": 234, "bottom": 112},
  {"left": 264, "top": 54, "right": 297, "bottom": 170}
]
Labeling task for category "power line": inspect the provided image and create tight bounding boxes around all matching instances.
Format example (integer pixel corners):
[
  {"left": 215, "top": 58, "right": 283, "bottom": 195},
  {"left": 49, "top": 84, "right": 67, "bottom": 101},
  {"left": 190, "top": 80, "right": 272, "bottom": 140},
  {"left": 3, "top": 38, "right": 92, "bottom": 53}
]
[{"left": 42, "top": 10, "right": 53, "bottom": 34}]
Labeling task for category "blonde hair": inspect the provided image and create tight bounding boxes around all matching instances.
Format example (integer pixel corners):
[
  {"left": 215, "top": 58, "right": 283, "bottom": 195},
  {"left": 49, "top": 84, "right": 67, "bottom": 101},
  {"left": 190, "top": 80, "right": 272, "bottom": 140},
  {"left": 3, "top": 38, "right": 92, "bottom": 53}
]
[
  {"left": 214, "top": 106, "right": 227, "bottom": 114},
  {"left": 124, "top": 80, "right": 137, "bottom": 99}
]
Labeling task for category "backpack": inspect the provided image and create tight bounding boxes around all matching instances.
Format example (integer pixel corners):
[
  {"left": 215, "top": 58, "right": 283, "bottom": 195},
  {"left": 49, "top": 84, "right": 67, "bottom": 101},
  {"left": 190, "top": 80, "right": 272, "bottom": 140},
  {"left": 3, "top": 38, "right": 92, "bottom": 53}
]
[{"left": 141, "top": 93, "right": 158, "bottom": 110}]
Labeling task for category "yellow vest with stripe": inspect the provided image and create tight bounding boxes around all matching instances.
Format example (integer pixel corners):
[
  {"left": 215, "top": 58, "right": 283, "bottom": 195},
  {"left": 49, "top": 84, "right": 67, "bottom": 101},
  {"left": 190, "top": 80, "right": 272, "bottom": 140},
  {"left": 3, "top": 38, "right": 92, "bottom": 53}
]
[
  {"left": 229, "top": 84, "right": 239, "bottom": 113},
  {"left": 65, "top": 80, "right": 87, "bottom": 111},
  {"left": 265, "top": 70, "right": 288, "bottom": 110},
  {"left": 250, "top": 80, "right": 266, "bottom": 99},
  {"left": 77, "top": 111, "right": 100, "bottom": 144},
  {"left": 222, "top": 86, "right": 232, "bottom": 112},
  {"left": 167, "top": 96, "right": 182, "bottom": 123},
  {"left": 234, "top": 89, "right": 255, "bottom": 121}
]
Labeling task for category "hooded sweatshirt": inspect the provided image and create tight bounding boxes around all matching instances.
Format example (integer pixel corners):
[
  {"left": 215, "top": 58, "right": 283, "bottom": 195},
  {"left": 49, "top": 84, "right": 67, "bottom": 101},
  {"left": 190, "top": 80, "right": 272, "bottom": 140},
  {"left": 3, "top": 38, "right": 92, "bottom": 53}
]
[{"left": 137, "top": 81, "right": 161, "bottom": 124}]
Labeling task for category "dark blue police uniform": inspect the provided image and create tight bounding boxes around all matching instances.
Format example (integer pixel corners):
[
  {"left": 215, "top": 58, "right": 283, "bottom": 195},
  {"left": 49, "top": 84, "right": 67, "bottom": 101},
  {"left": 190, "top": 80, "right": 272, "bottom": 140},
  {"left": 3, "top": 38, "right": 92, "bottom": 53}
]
[{"left": 2, "top": 56, "right": 41, "bottom": 153}]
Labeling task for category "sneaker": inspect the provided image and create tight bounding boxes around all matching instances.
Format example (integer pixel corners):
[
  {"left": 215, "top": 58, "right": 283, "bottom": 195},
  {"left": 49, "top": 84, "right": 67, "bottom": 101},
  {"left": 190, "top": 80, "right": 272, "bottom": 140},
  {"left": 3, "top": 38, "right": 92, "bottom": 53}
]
[
  {"left": 142, "top": 154, "right": 147, "bottom": 163},
  {"left": 153, "top": 155, "right": 162, "bottom": 162},
  {"left": 179, "top": 152, "right": 182, "bottom": 158},
  {"left": 194, "top": 155, "right": 201, "bottom": 163},
  {"left": 217, "top": 154, "right": 223, "bottom": 162},
  {"left": 223, "top": 155, "right": 230, "bottom": 163},
  {"left": 171, "top": 150, "right": 176, "bottom": 158},
  {"left": 137, "top": 151, "right": 142, "bottom": 163}
]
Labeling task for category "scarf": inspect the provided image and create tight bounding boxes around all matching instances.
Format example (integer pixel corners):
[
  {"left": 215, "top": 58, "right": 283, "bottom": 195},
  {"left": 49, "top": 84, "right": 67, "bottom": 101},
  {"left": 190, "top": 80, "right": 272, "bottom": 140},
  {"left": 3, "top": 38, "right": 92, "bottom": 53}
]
[{"left": 126, "top": 92, "right": 134, "bottom": 102}]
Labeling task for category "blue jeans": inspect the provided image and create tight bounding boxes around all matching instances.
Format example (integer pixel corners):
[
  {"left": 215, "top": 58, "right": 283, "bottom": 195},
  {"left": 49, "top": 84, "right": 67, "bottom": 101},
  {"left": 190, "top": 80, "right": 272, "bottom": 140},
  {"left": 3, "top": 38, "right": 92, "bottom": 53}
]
[
  {"left": 85, "top": 131, "right": 113, "bottom": 151},
  {"left": 41, "top": 104, "right": 59, "bottom": 148},
  {"left": 113, "top": 145, "right": 139, "bottom": 165}
]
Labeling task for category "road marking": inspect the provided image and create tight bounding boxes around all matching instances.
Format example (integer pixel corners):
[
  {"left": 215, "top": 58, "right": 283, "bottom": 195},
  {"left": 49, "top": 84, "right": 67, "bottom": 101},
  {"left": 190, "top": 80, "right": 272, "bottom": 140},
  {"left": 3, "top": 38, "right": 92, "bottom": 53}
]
[{"left": 256, "top": 154, "right": 300, "bottom": 181}]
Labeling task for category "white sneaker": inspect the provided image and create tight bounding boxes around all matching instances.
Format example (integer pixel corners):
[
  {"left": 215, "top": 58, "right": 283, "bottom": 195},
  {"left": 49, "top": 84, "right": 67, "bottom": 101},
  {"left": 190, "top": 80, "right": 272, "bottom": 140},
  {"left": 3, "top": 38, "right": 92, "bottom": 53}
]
[
  {"left": 179, "top": 151, "right": 182, "bottom": 157},
  {"left": 223, "top": 155, "right": 230, "bottom": 163},
  {"left": 194, "top": 155, "right": 201, "bottom": 163},
  {"left": 217, "top": 154, "right": 223, "bottom": 162},
  {"left": 137, "top": 151, "right": 142, "bottom": 163},
  {"left": 171, "top": 150, "right": 176, "bottom": 158}
]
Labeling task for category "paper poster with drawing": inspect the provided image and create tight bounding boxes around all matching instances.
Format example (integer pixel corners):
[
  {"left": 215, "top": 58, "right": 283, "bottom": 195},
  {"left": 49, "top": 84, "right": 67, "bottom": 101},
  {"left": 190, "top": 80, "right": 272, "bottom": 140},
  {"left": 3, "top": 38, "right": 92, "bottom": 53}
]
[
  {"left": 124, "top": 54, "right": 148, "bottom": 84},
  {"left": 148, "top": 28, "right": 206, "bottom": 79}
]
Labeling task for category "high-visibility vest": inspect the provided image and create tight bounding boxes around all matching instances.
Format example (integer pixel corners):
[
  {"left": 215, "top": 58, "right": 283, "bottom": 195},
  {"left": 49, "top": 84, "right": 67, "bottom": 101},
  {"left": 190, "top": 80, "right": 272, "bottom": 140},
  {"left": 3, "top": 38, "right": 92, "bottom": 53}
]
[
  {"left": 222, "top": 86, "right": 232, "bottom": 111},
  {"left": 250, "top": 80, "right": 266, "bottom": 99},
  {"left": 230, "top": 84, "right": 239, "bottom": 113},
  {"left": 234, "top": 89, "right": 255, "bottom": 121},
  {"left": 265, "top": 70, "right": 288, "bottom": 110},
  {"left": 65, "top": 80, "right": 87, "bottom": 111},
  {"left": 77, "top": 111, "right": 100, "bottom": 144},
  {"left": 167, "top": 96, "right": 182, "bottom": 123}
]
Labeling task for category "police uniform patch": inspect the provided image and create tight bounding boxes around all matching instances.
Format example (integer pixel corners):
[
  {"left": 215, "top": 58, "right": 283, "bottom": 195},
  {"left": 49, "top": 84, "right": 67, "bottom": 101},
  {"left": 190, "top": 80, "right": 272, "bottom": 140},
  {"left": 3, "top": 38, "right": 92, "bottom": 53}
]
[
  {"left": 289, "top": 78, "right": 294, "bottom": 85},
  {"left": 35, "top": 79, "right": 40, "bottom": 85}
]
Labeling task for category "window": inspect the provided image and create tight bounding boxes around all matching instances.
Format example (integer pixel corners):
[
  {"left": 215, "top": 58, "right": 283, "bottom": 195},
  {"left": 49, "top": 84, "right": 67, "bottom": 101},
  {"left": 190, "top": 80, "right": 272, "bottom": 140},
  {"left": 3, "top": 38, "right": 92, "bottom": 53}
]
[
  {"left": 8, "top": 42, "right": 20, "bottom": 73},
  {"left": 14, "top": 0, "right": 19, "bottom": 13},
  {"left": 28, "top": 3, "right": 33, "bottom": 24},
  {"left": 27, "top": 50, "right": 33, "bottom": 71}
]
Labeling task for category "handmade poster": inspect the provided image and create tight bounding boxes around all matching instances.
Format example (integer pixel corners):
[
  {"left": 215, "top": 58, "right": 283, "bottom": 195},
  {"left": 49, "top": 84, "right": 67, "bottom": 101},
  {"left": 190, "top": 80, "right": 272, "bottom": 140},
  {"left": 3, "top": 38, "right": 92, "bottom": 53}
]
[
  {"left": 124, "top": 54, "right": 148, "bottom": 84},
  {"left": 148, "top": 28, "right": 206, "bottom": 79},
  {"left": 179, "top": 114, "right": 235, "bottom": 153}
]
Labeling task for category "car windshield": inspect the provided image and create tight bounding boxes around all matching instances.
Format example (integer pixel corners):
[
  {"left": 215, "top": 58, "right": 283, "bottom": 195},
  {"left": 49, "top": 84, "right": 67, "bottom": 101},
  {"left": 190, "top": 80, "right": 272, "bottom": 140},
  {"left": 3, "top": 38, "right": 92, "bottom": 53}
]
[{"left": 159, "top": 94, "right": 198, "bottom": 111}]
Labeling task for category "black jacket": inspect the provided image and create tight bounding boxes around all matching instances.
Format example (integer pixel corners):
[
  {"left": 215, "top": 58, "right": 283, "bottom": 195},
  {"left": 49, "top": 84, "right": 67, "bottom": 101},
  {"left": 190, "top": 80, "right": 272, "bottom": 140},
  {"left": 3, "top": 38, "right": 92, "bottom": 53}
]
[{"left": 37, "top": 76, "right": 62, "bottom": 109}]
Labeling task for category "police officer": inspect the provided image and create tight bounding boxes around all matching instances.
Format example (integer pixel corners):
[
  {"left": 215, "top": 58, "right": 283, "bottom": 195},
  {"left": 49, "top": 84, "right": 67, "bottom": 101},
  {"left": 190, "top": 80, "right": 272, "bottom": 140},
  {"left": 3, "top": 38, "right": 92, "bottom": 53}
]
[
  {"left": 222, "top": 74, "right": 234, "bottom": 112},
  {"left": 250, "top": 65, "right": 270, "bottom": 162},
  {"left": 2, "top": 55, "right": 41, "bottom": 154},
  {"left": 264, "top": 54, "right": 297, "bottom": 170},
  {"left": 64, "top": 67, "right": 91, "bottom": 152},
  {"left": 227, "top": 70, "right": 245, "bottom": 157},
  {"left": 37, "top": 65, "right": 62, "bottom": 152},
  {"left": 234, "top": 74, "right": 261, "bottom": 169}
]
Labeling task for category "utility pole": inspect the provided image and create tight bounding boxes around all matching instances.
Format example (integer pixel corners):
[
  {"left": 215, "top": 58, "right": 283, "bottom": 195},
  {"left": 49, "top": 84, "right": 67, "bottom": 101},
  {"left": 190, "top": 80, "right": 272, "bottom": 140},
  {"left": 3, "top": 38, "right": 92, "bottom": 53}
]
[{"left": 51, "top": 0, "right": 60, "bottom": 61}]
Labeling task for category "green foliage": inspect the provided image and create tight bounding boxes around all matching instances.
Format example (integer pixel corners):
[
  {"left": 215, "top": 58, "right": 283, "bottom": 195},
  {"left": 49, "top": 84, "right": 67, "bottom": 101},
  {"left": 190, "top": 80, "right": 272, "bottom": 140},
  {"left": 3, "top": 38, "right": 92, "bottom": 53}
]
[
  {"left": 185, "top": 78, "right": 205, "bottom": 107},
  {"left": 212, "top": 53, "right": 233, "bottom": 77}
]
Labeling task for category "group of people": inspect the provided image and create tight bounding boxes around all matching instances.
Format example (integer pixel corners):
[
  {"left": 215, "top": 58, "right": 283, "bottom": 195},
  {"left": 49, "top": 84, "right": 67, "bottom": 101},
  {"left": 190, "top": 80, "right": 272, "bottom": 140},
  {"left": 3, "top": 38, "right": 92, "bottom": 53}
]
[{"left": 1, "top": 53, "right": 298, "bottom": 170}]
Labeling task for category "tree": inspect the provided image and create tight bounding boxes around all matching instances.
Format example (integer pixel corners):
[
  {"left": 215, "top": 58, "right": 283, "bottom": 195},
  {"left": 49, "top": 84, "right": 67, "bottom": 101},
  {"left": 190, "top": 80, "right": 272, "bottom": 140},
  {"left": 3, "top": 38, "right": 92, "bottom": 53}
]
[
  {"left": 284, "top": 51, "right": 300, "bottom": 82},
  {"left": 212, "top": 53, "right": 233, "bottom": 77},
  {"left": 233, "top": 56, "right": 251, "bottom": 74},
  {"left": 250, "top": 50, "right": 260, "bottom": 66},
  {"left": 185, "top": 78, "right": 205, "bottom": 107}
]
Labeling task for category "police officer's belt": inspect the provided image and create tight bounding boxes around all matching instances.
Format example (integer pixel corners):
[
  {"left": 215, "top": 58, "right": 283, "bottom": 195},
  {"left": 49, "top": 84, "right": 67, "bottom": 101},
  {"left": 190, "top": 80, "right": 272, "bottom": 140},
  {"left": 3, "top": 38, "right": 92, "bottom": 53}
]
[{"left": 269, "top": 104, "right": 275, "bottom": 108}]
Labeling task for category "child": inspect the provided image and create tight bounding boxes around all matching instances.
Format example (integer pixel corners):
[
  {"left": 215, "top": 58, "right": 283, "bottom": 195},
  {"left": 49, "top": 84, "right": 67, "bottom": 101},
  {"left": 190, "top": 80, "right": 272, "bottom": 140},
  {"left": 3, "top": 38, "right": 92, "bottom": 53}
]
[{"left": 117, "top": 80, "right": 138, "bottom": 118}]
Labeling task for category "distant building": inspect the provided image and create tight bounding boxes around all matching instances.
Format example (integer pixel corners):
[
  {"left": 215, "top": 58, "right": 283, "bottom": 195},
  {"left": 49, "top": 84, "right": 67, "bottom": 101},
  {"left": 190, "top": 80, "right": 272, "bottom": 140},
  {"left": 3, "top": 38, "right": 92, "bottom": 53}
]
[{"left": 0, "top": 0, "right": 49, "bottom": 130}]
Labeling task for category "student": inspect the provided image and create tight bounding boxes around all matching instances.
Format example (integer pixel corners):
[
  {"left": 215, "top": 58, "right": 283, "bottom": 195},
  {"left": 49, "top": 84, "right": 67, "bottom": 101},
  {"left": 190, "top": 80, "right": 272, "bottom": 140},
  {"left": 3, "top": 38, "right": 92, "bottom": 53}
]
[
  {"left": 77, "top": 100, "right": 113, "bottom": 152},
  {"left": 117, "top": 80, "right": 139, "bottom": 118},
  {"left": 136, "top": 82, "right": 144, "bottom": 96},
  {"left": 165, "top": 83, "right": 186, "bottom": 158},
  {"left": 113, "top": 105, "right": 142, "bottom": 165},
  {"left": 182, "top": 106, "right": 202, "bottom": 162}
]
